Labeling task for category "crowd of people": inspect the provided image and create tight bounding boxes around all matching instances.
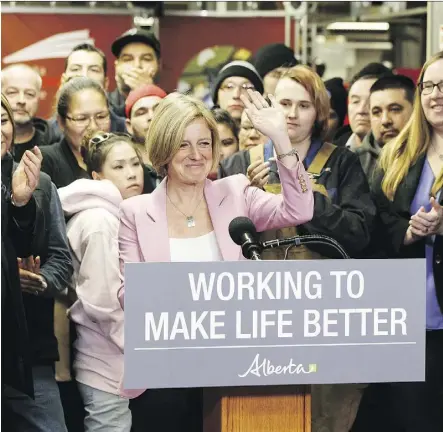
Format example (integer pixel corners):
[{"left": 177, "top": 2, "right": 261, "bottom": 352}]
[{"left": 1, "top": 26, "right": 442, "bottom": 432}]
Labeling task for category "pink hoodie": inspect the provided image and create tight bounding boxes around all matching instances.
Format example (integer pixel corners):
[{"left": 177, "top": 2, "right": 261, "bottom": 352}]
[{"left": 59, "top": 179, "right": 126, "bottom": 396}]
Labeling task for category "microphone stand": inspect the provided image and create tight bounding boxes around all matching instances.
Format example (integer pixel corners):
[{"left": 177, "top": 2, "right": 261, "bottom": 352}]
[
  {"left": 262, "top": 234, "right": 349, "bottom": 259},
  {"left": 241, "top": 240, "right": 263, "bottom": 261},
  {"left": 249, "top": 250, "right": 262, "bottom": 261}
]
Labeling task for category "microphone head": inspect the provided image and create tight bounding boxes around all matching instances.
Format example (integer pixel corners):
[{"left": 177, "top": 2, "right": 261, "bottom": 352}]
[{"left": 229, "top": 217, "right": 257, "bottom": 245}]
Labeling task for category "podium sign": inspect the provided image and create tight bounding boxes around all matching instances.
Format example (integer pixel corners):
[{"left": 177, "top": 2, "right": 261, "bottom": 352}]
[{"left": 124, "top": 259, "right": 426, "bottom": 390}]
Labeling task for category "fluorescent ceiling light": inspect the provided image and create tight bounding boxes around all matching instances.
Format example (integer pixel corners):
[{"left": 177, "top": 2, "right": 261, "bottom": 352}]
[{"left": 327, "top": 22, "right": 390, "bottom": 31}]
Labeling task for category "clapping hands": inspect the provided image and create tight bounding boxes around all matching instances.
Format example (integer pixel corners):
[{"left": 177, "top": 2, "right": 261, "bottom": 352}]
[
  {"left": 12, "top": 146, "right": 42, "bottom": 207},
  {"left": 409, "top": 197, "right": 443, "bottom": 237},
  {"left": 18, "top": 256, "right": 47, "bottom": 296}
]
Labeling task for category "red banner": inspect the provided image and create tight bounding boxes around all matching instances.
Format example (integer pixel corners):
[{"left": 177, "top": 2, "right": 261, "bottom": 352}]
[{"left": 2, "top": 13, "right": 287, "bottom": 119}]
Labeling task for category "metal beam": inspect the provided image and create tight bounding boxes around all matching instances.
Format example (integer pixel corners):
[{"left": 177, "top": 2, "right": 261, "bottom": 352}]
[
  {"left": 1, "top": 5, "right": 139, "bottom": 15},
  {"left": 359, "top": 6, "right": 427, "bottom": 22},
  {"left": 301, "top": 14, "right": 308, "bottom": 64},
  {"left": 285, "top": 13, "right": 291, "bottom": 47},
  {"left": 163, "top": 10, "right": 290, "bottom": 18}
]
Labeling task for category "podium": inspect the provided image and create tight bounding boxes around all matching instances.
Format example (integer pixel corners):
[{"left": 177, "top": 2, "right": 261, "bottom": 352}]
[
  {"left": 124, "top": 259, "right": 425, "bottom": 432},
  {"left": 203, "top": 385, "right": 311, "bottom": 432}
]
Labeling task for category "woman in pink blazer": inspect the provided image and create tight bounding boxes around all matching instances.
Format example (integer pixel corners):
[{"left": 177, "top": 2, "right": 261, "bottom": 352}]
[{"left": 118, "top": 89, "right": 314, "bottom": 431}]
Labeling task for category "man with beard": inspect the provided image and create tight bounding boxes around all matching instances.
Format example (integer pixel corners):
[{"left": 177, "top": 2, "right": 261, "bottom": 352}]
[
  {"left": 1, "top": 64, "right": 52, "bottom": 161},
  {"left": 356, "top": 74, "right": 415, "bottom": 182}
]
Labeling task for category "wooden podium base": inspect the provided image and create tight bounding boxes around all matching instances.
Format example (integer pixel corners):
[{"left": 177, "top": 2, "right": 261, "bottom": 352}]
[{"left": 203, "top": 385, "right": 311, "bottom": 432}]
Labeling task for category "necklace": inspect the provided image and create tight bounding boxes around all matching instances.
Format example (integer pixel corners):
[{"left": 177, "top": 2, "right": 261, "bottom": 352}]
[
  {"left": 167, "top": 193, "right": 205, "bottom": 228},
  {"left": 431, "top": 142, "right": 443, "bottom": 161}
]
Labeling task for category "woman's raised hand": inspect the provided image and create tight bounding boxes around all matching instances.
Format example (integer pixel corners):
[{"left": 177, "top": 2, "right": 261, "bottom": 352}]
[{"left": 240, "top": 90, "right": 287, "bottom": 144}]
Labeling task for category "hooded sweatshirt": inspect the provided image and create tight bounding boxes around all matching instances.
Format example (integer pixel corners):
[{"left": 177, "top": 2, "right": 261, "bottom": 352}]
[{"left": 58, "top": 178, "right": 126, "bottom": 395}]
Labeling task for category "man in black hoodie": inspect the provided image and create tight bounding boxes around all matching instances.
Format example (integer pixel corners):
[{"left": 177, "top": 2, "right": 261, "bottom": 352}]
[{"left": 1, "top": 64, "right": 53, "bottom": 161}]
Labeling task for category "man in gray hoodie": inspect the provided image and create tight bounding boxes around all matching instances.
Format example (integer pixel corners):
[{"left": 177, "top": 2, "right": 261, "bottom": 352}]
[{"left": 355, "top": 74, "right": 415, "bottom": 184}]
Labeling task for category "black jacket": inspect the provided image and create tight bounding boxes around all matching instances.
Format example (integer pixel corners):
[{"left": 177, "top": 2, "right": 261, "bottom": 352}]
[
  {"left": 108, "top": 88, "right": 126, "bottom": 118},
  {"left": 371, "top": 154, "right": 443, "bottom": 312},
  {"left": 1, "top": 153, "right": 45, "bottom": 396},
  {"left": 219, "top": 144, "right": 376, "bottom": 257},
  {"left": 47, "top": 111, "right": 127, "bottom": 145},
  {"left": 40, "top": 138, "right": 90, "bottom": 189},
  {"left": 12, "top": 162, "right": 73, "bottom": 364},
  {"left": 34, "top": 117, "right": 53, "bottom": 144},
  {"left": 333, "top": 124, "right": 352, "bottom": 147},
  {"left": 143, "top": 164, "right": 162, "bottom": 194}
]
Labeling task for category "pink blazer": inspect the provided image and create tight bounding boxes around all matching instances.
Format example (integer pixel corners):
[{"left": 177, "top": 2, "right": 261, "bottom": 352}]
[{"left": 118, "top": 160, "right": 313, "bottom": 398}]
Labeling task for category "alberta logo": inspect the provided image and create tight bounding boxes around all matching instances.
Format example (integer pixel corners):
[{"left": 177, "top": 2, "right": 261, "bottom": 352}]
[{"left": 238, "top": 354, "right": 318, "bottom": 378}]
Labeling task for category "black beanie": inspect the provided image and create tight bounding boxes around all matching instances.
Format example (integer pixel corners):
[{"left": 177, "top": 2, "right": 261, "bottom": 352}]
[
  {"left": 211, "top": 61, "right": 264, "bottom": 105},
  {"left": 250, "top": 43, "right": 298, "bottom": 79},
  {"left": 325, "top": 77, "right": 348, "bottom": 127}
]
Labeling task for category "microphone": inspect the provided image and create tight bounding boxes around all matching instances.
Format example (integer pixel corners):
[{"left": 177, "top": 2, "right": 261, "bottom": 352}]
[{"left": 229, "top": 217, "right": 263, "bottom": 260}]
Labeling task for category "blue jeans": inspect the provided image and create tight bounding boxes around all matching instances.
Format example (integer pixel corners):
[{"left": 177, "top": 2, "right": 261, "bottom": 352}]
[
  {"left": 3, "top": 365, "right": 67, "bottom": 432},
  {"left": 77, "top": 382, "right": 131, "bottom": 432}
]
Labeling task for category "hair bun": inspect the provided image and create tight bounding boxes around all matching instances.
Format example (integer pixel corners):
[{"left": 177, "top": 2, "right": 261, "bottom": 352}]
[{"left": 82, "top": 130, "right": 106, "bottom": 153}]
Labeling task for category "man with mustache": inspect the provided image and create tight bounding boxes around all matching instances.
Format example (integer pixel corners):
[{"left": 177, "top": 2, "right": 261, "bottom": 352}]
[
  {"left": 355, "top": 74, "right": 415, "bottom": 182},
  {"left": 1, "top": 64, "right": 52, "bottom": 161}
]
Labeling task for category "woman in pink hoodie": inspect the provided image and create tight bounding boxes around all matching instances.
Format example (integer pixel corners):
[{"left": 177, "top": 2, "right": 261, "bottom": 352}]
[{"left": 58, "top": 132, "right": 144, "bottom": 432}]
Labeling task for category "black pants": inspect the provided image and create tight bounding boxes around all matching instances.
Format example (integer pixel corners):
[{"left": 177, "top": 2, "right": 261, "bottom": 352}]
[
  {"left": 129, "top": 387, "right": 202, "bottom": 432},
  {"left": 352, "top": 330, "right": 443, "bottom": 432},
  {"left": 57, "top": 380, "right": 85, "bottom": 432},
  {"left": 57, "top": 321, "right": 86, "bottom": 432}
]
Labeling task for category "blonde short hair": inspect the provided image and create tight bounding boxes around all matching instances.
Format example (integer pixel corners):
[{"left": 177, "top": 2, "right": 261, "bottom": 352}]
[
  {"left": 147, "top": 92, "right": 221, "bottom": 174},
  {"left": 280, "top": 65, "right": 330, "bottom": 140}
]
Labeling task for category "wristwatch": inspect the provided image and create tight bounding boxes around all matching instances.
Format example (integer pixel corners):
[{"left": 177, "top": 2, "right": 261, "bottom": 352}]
[{"left": 277, "top": 148, "right": 300, "bottom": 162}]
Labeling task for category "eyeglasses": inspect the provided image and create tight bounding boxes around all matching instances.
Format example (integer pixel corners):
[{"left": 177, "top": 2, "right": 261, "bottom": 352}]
[
  {"left": 66, "top": 111, "right": 111, "bottom": 128},
  {"left": 219, "top": 82, "right": 255, "bottom": 95},
  {"left": 420, "top": 81, "right": 443, "bottom": 96},
  {"left": 89, "top": 132, "right": 131, "bottom": 146}
]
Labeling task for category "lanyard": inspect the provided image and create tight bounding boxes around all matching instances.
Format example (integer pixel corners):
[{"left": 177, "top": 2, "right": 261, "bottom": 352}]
[{"left": 303, "top": 139, "right": 322, "bottom": 169}]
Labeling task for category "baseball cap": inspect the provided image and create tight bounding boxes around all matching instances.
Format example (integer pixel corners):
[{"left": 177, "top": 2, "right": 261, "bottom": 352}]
[{"left": 111, "top": 28, "right": 161, "bottom": 58}]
